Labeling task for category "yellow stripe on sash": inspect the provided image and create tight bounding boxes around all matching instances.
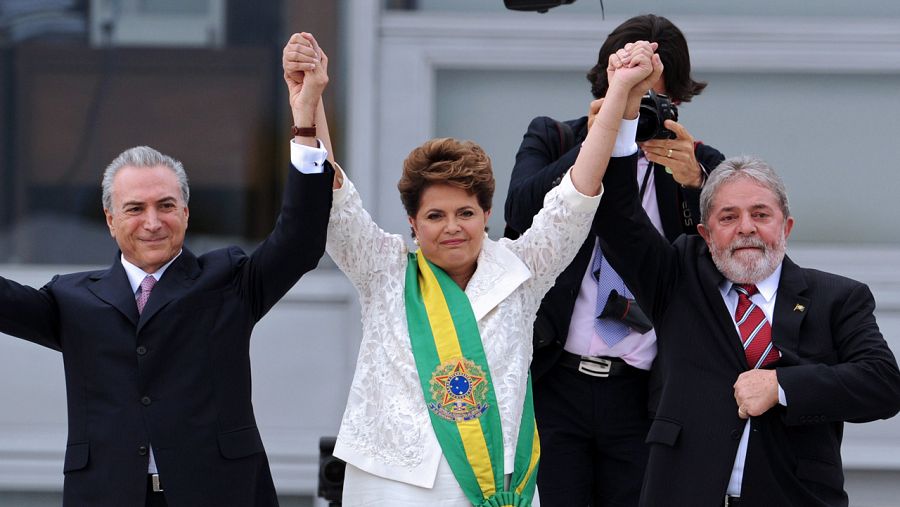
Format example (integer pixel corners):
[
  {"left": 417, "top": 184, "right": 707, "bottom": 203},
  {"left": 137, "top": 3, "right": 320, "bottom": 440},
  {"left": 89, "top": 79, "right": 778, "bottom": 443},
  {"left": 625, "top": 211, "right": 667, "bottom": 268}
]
[
  {"left": 458, "top": 419, "right": 495, "bottom": 497},
  {"left": 417, "top": 253, "right": 496, "bottom": 497},
  {"left": 417, "top": 254, "right": 463, "bottom": 361}
]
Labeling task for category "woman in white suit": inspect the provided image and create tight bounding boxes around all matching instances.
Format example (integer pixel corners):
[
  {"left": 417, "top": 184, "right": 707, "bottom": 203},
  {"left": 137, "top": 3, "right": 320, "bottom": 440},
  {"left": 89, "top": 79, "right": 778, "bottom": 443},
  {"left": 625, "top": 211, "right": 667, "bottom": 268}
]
[{"left": 282, "top": 32, "right": 661, "bottom": 506}]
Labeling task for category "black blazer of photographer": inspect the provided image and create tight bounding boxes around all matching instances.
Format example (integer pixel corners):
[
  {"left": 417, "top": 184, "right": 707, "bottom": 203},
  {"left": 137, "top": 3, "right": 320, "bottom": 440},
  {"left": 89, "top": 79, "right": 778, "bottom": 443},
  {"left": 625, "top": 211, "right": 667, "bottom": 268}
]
[{"left": 504, "top": 115, "right": 724, "bottom": 380}]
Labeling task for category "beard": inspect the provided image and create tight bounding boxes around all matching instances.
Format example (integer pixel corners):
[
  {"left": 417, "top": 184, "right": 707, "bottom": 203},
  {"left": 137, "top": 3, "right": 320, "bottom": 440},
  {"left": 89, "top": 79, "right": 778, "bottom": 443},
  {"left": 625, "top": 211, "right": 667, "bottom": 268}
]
[{"left": 708, "top": 230, "right": 787, "bottom": 284}]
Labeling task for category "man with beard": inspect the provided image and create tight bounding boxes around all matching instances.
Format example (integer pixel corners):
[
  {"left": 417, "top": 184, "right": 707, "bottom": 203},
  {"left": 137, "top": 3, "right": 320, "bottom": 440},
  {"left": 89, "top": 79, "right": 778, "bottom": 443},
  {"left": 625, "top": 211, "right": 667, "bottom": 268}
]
[{"left": 594, "top": 154, "right": 900, "bottom": 506}]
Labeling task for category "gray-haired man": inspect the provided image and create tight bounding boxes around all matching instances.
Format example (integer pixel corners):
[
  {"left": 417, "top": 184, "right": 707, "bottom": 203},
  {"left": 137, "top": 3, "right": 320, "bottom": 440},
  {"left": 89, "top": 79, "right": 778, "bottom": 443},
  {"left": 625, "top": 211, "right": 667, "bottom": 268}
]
[
  {"left": 597, "top": 153, "right": 900, "bottom": 506},
  {"left": 0, "top": 145, "right": 333, "bottom": 506}
]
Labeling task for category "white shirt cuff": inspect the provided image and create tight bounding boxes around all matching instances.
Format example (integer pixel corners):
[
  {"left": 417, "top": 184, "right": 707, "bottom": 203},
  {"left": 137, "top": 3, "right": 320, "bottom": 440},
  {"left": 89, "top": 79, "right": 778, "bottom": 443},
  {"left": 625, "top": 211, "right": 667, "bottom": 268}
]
[
  {"left": 290, "top": 139, "right": 328, "bottom": 174},
  {"left": 554, "top": 168, "right": 603, "bottom": 212},
  {"left": 611, "top": 117, "right": 639, "bottom": 157},
  {"left": 778, "top": 384, "right": 787, "bottom": 406}
]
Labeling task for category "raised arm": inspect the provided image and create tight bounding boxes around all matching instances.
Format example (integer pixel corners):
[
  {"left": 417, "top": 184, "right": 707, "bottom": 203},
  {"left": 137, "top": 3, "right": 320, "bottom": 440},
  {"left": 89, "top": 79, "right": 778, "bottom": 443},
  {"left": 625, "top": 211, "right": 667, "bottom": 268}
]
[
  {"left": 569, "top": 41, "right": 661, "bottom": 197},
  {"left": 284, "top": 33, "right": 328, "bottom": 145},
  {"left": 283, "top": 32, "right": 341, "bottom": 184},
  {"left": 282, "top": 32, "right": 405, "bottom": 289},
  {"left": 236, "top": 33, "right": 335, "bottom": 320}
]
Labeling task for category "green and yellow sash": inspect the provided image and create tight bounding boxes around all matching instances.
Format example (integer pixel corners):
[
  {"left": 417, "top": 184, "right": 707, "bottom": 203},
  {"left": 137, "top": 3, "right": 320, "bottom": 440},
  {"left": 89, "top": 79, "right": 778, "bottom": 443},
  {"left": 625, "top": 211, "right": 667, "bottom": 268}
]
[{"left": 404, "top": 251, "right": 539, "bottom": 507}]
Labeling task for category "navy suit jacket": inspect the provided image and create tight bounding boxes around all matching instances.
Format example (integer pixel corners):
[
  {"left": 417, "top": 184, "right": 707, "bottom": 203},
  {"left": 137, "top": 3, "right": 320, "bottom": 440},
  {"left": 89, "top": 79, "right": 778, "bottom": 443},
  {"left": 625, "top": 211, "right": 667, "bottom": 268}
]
[
  {"left": 0, "top": 165, "right": 334, "bottom": 506},
  {"left": 597, "top": 153, "right": 900, "bottom": 507}
]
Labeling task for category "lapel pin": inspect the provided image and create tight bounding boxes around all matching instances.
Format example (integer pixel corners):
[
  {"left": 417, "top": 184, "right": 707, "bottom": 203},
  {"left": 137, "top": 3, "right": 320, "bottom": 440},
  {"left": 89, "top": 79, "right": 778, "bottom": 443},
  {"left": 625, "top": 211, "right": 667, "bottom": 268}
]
[{"left": 793, "top": 304, "right": 806, "bottom": 312}]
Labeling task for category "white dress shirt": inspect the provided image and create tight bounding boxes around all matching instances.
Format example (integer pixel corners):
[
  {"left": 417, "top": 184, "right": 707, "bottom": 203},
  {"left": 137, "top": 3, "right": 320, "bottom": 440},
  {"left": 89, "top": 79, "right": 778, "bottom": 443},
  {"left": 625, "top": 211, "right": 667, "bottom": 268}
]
[
  {"left": 120, "top": 252, "right": 180, "bottom": 475},
  {"left": 717, "top": 264, "right": 787, "bottom": 496},
  {"left": 565, "top": 129, "right": 664, "bottom": 370}
]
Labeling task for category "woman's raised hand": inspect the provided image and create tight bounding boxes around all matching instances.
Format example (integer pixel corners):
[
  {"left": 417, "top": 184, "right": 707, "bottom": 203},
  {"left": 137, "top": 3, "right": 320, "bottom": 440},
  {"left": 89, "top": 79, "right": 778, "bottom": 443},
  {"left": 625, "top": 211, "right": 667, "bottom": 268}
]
[
  {"left": 607, "top": 41, "right": 658, "bottom": 89},
  {"left": 607, "top": 41, "right": 663, "bottom": 118},
  {"left": 282, "top": 32, "right": 329, "bottom": 110}
]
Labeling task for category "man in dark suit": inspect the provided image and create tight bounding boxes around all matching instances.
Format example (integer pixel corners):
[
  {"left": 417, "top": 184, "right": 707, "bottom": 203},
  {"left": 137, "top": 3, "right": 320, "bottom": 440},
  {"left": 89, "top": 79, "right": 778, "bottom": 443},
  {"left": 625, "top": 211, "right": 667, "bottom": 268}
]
[
  {"left": 504, "top": 14, "right": 724, "bottom": 506},
  {"left": 596, "top": 150, "right": 900, "bottom": 506},
  {"left": 0, "top": 123, "right": 333, "bottom": 505}
]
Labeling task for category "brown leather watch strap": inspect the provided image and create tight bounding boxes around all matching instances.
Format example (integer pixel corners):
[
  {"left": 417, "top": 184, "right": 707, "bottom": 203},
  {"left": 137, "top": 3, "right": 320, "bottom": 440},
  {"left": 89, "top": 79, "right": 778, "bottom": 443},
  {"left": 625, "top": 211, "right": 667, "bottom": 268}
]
[{"left": 291, "top": 124, "right": 317, "bottom": 137}]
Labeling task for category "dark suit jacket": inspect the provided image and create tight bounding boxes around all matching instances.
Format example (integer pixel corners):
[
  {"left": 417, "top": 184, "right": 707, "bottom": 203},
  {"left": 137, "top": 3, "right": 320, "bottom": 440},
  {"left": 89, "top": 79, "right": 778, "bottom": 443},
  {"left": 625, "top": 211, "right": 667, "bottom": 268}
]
[
  {"left": 503, "top": 115, "right": 724, "bottom": 379},
  {"left": 597, "top": 153, "right": 900, "bottom": 507},
  {"left": 0, "top": 165, "right": 334, "bottom": 507}
]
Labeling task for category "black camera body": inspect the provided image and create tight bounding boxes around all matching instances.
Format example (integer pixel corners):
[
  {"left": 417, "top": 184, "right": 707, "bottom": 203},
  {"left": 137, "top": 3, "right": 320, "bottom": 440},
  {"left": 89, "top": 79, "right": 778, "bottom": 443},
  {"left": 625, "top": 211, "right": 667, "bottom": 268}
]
[
  {"left": 318, "top": 437, "right": 346, "bottom": 506},
  {"left": 503, "top": 0, "right": 576, "bottom": 13},
  {"left": 599, "top": 290, "right": 653, "bottom": 334},
  {"left": 636, "top": 90, "right": 678, "bottom": 142}
]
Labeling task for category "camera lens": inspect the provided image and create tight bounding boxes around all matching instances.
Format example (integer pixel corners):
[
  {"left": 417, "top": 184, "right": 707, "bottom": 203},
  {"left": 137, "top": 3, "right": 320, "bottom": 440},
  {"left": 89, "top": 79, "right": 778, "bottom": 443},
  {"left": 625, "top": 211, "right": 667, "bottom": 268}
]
[
  {"left": 636, "top": 91, "right": 679, "bottom": 142},
  {"left": 636, "top": 104, "right": 659, "bottom": 142}
]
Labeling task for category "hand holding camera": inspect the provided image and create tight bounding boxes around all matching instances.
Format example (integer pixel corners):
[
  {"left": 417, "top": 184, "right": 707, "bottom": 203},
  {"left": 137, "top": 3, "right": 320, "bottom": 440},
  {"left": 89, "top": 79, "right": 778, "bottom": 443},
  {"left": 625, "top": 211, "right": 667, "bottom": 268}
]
[
  {"left": 640, "top": 96, "right": 706, "bottom": 188},
  {"left": 636, "top": 90, "right": 678, "bottom": 142}
]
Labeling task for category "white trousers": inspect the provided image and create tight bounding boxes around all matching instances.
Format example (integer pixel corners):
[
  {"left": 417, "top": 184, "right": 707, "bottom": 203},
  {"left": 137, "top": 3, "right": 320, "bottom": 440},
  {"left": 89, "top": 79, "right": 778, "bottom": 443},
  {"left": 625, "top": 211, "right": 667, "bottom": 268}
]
[{"left": 342, "top": 455, "right": 540, "bottom": 506}]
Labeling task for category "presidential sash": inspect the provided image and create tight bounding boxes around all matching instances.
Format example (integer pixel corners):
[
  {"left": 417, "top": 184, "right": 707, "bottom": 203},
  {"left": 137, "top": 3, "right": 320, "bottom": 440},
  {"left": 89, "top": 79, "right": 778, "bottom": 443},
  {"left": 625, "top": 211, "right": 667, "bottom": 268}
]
[{"left": 404, "top": 251, "right": 539, "bottom": 507}]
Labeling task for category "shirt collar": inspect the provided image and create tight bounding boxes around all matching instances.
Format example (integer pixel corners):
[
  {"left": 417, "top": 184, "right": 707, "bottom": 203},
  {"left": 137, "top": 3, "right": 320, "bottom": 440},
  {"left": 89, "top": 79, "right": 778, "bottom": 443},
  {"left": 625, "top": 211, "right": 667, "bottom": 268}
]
[
  {"left": 120, "top": 250, "right": 182, "bottom": 294},
  {"left": 717, "top": 261, "right": 783, "bottom": 303}
]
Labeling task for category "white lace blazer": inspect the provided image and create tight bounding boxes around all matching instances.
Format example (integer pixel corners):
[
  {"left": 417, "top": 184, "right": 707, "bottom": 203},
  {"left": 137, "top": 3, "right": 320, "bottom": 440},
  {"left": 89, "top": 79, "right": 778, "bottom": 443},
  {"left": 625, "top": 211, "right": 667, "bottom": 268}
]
[{"left": 327, "top": 169, "right": 601, "bottom": 489}]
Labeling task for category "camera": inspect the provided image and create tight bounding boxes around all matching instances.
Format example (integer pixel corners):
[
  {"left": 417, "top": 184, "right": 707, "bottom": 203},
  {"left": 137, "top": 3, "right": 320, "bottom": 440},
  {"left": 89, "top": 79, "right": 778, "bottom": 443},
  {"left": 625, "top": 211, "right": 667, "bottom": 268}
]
[
  {"left": 599, "top": 290, "right": 653, "bottom": 334},
  {"left": 503, "top": 0, "right": 576, "bottom": 13},
  {"left": 318, "top": 437, "right": 346, "bottom": 506},
  {"left": 636, "top": 90, "right": 678, "bottom": 142}
]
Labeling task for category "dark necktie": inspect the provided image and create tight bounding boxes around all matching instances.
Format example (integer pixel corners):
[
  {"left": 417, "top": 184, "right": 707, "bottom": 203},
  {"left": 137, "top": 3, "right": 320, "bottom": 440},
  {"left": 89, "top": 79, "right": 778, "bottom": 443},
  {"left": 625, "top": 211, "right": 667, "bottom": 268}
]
[
  {"left": 136, "top": 275, "right": 157, "bottom": 315},
  {"left": 733, "top": 284, "right": 779, "bottom": 369}
]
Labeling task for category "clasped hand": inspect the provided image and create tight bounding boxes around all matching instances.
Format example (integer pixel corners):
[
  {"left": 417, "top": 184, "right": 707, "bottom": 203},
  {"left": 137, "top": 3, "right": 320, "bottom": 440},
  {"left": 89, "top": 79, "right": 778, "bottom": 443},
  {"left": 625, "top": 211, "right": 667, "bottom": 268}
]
[
  {"left": 605, "top": 41, "right": 661, "bottom": 102},
  {"left": 282, "top": 32, "right": 329, "bottom": 109},
  {"left": 587, "top": 41, "right": 662, "bottom": 132},
  {"left": 594, "top": 42, "right": 705, "bottom": 188}
]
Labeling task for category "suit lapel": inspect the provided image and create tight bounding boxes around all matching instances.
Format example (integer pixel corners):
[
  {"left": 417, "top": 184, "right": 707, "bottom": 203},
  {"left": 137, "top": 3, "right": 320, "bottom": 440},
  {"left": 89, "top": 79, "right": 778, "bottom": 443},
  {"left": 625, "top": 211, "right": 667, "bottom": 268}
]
[
  {"left": 88, "top": 257, "right": 140, "bottom": 326},
  {"left": 772, "top": 256, "right": 809, "bottom": 356},
  {"left": 696, "top": 243, "right": 748, "bottom": 367},
  {"left": 136, "top": 249, "right": 201, "bottom": 333}
]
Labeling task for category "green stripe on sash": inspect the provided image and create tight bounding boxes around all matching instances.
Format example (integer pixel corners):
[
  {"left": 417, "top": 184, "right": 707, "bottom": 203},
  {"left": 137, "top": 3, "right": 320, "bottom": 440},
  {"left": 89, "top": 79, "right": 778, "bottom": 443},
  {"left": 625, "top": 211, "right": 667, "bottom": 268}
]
[{"left": 405, "top": 251, "right": 539, "bottom": 506}]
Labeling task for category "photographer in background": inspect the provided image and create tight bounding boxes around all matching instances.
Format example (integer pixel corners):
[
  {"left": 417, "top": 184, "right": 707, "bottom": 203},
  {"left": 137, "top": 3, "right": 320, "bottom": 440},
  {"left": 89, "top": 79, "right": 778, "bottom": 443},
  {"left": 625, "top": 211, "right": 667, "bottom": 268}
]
[{"left": 504, "top": 14, "right": 724, "bottom": 506}]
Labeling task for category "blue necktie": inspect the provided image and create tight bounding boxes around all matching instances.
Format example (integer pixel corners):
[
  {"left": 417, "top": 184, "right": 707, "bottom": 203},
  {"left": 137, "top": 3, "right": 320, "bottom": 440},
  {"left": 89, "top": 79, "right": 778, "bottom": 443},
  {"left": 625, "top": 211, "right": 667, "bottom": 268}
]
[{"left": 593, "top": 245, "right": 631, "bottom": 348}]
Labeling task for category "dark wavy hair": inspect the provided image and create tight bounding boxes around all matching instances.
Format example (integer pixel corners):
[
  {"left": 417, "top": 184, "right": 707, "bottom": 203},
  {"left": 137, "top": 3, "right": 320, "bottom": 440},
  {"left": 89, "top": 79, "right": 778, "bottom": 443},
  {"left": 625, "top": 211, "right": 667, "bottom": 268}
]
[
  {"left": 398, "top": 138, "right": 495, "bottom": 218},
  {"left": 586, "top": 14, "right": 707, "bottom": 103}
]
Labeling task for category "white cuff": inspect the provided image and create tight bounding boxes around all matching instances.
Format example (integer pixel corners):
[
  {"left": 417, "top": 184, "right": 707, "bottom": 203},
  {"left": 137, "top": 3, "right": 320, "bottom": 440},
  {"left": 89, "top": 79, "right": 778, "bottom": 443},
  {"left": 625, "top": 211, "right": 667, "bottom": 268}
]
[
  {"left": 778, "top": 384, "right": 787, "bottom": 406},
  {"left": 611, "top": 117, "right": 639, "bottom": 157},
  {"left": 290, "top": 139, "right": 328, "bottom": 174},
  {"left": 553, "top": 168, "right": 603, "bottom": 213}
]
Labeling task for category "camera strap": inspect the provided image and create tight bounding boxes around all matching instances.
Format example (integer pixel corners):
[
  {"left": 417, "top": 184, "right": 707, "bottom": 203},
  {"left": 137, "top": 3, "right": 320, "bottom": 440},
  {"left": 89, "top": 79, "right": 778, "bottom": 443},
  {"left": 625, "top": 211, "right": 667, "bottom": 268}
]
[{"left": 638, "top": 155, "right": 653, "bottom": 201}]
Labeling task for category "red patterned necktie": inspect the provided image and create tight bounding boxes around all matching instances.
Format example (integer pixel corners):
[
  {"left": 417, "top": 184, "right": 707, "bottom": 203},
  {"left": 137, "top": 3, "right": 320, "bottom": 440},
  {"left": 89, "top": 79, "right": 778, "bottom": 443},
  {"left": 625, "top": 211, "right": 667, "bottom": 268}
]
[
  {"left": 136, "top": 275, "right": 157, "bottom": 315},
  {"left": 733, "top": 284, "right": 779, "bottom": 369}
]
